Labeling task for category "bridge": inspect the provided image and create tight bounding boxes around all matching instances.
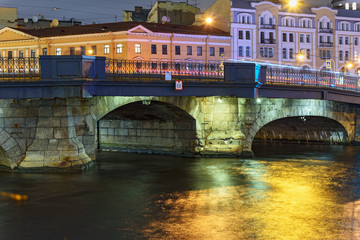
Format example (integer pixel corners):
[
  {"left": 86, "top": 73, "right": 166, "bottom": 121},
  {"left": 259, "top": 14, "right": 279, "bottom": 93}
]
[{"left": 0, "top": 56, "right": 359, "bottom": 172}]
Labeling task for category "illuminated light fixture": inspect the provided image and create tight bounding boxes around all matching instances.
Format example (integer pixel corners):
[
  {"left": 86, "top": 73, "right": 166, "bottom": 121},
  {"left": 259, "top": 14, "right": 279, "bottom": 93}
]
[
  {"left": 297, "top": 53, "right": 305, "bottom": 61},
  {"left": 205, "top": 17, "right": 213, "bottom": 24},
  {"left": 87, "top": 49, "right": 93, "bottom": 55},
  {"left": 218, "top": 98, "right": 223, "bottom": 103},
  {"left": 289, "top": 0, "right": 298, "bottom": 7},
  {"left": 142, "top": 100, "right": 151, "bottom": 105},
  {"left": 347, "top": 62, "right": 353, "bottom": 69},
  {"left": 257, "top": 98, "right": 261, "bottom": 103}
]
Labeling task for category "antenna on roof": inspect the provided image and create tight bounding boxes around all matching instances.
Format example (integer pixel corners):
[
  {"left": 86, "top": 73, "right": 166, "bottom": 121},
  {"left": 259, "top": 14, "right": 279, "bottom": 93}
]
[{"left": 32, "top": 16, "right": 38, "bottom": 23}]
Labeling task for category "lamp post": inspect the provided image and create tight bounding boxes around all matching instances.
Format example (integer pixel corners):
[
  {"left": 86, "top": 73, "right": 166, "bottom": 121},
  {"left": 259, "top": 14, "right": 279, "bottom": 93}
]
[{"left": 345, "top": 62, "right": 353, "bottom": 75}]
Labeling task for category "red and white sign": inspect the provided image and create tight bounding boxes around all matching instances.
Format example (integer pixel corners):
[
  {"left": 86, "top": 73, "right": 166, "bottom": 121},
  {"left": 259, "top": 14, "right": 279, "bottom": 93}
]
[{"left": 175, "top": 80, "right": 183, "bottom": 91}]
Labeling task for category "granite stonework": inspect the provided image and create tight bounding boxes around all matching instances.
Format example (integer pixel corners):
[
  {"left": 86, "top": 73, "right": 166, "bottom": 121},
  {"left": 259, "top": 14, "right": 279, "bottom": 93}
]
[{"left": 0, "top": 96, "right": 358, "bottom": 172}]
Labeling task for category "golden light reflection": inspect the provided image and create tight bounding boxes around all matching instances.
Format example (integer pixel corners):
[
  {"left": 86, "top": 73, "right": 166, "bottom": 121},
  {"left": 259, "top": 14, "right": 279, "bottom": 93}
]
[{"left": 142, "top": 160, "right": 355, "bottom": 239}]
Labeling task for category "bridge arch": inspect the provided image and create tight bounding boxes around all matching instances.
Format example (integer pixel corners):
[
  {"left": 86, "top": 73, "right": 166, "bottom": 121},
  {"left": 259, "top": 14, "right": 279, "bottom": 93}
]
[
  {"left": 0, "top": 129, "right": 24, "bottom": 169},
  {"left": 244, "top": 100, "right": 354, "bottom": 149},
  {"left": 94, "top": 96, "right": 201, "bottom": 156}
]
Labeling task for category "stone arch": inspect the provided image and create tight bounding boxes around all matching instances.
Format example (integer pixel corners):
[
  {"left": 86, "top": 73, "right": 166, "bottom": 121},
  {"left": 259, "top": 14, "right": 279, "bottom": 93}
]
[
  {"left": 94, "top": 96, "right": 201, "bottom": 155},
  {"left": 0, "top": 128, "right": 25, "bottom": 169},
  {"left": 244, "top": 100, "right": 355, "bottom": 148}
]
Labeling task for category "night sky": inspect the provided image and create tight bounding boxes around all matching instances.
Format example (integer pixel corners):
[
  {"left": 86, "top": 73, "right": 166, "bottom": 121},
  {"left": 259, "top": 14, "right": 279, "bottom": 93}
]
[{"left": 0, "top": 0, "right": 333, "bottom": 24}]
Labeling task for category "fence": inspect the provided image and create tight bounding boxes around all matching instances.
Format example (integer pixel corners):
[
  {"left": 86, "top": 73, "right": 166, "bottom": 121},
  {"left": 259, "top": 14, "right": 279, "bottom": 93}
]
[
  {"left": 265, "top": 65, "right": 360, "bottom": 92},
  {"left": 105, "top": 59, "right": 224, "bottom": 81},
  {"left": 0, "top": 57, "right": 40, "bottom": 80}
]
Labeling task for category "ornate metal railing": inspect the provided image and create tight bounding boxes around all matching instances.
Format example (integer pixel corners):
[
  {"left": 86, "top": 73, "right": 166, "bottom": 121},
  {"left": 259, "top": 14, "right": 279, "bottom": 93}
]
[
  {"left": 264, "top": 65, "right": 360, "bottom": 92},
  {"left": 0, "top": 57, "right": 40, "bottom": 80},
  {"left": 105, "top": 59, "right": 224, "bottom": 81}
]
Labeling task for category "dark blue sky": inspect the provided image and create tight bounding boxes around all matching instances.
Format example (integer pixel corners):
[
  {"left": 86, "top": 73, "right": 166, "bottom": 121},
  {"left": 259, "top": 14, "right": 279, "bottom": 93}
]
[{"left": 0, "top": 0, "right": 332, "bottom": 24}]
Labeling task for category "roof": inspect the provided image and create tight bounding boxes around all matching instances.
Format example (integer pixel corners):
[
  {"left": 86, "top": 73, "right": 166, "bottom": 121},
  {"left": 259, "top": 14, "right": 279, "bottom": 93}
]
[
  {"left": 231, "top": 0, "right": 254, "bottom": 9},
  {"left": 336, "top": 8, "right": 360, "bottom": 18},
  {"left": 12, "top": 21, "right": 230, "bottom": 38}
]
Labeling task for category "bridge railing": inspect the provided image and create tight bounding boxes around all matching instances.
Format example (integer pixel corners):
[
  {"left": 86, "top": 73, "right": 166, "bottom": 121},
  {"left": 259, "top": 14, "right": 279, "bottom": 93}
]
[
  {"left": 0, "top": 57, "right": 40, "bottom": 80},
  {"left": 264, "top": 66, "right": 360, "bottom": 92},
  {"left": 105, "top": 59, "right": 224, "bottom": 81}
]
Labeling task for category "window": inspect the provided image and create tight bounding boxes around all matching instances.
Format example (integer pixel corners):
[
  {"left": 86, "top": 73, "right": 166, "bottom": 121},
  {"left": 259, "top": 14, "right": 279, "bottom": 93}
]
[
  {"left": 345, "top": 51, "right": 349, "bottom": 61},
  {"left": 246, "top": 31, "right": 250, "bottom": 40},
  {"left": 239, "top": 31, "right": 243, "bottom": 39},
  {"left": 320, "top": 35, "right": 323, "bottom": 43},
  {"left": 175, "top": 46, "right": 181, "bottom": 55},
  {"left": 289, "top": 33, "right": 294, "bottom": 42},
  {"left": 283, "top": 33, "right": 287, "bottom": 42},
  {"left": 239, "top": 46, "right": 243, "bottom": 57},
  {"left": 356, "top": 38, "right": 359, "bottom": 45},
  {"left": 162, "top": 45, "right": 167, "bottom": 55},
  {"left": 104, "top": 44, "right": 110, "bottom": 54},
  {"left": 269, "top": 48, "right": 273, "bottom": 58},
  {"left": 260, "top": 32, "right": 265, "bottom": 43},
  {"left": 319, "top": 50, "right": 331, "bottom": 59},
  {"left": 135, "top": 44, "right": 141, "bottom": 53},
  {"left": 69, "top": 47, "right": 75, "bottom": 55},
  {"left": 289, "top": 48, "right": 294, "bottom": 59},
  {"left": 8, "top": 51, "right": 12, "bottom": 59},
  {"left": 306, "top": 34, "right": 311, "bottom": 43},
  {"left": 56, "top": 48, "right": 61, "bottom": 56},
  {"left": 283, "top": 48, "right": 287, "bottom": 59},
  {"left": 30, "top": 50, "right": 36, "bottom": 58},
  {"left": 42, "top": 48, "right": 47, "bottom": 56},
  {"left": 80, "top": 46, "right": 86, "bottom": 55},
  {"left": 210, "top": 47, "right": 215, "bottom": 56},
  {"left": 19, "top": 50, "right": 24, "bottom": 58},
  {"left": 246, "top": 46, "right": 251, "bottom": 57},
  {"left": 346, "top": 3, "right": 349, "bottom": 9},
  {"left": 300, "top": 34, "right": 304, "bottom": 43},
  {"left": 197, "top": 46, "right": 202, "bottom": 56},
  {"left": 219, "top": 47, "right": 225, "bottom": 56},
  {"left": 151, "top": 44, "right": 157, "bottom": 54},
  {"left": 345, "top": 37, "right": 349, "bottom": 45},
  {"left": 356, "top": 51, "right": 358, "bottom": 60},
  {"left": 306, "top": 49, "right": 311, "bottom": 59},
  {"left": 187, "top": 46, "right": 192, "bottom": 55},
  {"left": 339, "top": 37, "right": 343, "bottom": 45},
  {"left": 353, "top": 2, "right": 357, "bottom": 10},
  {"left": 91, "top": 45, "right": 97, "bottom": 55},
  {"left": 116, "top": 44, "right": 122, "bottom": 54}
]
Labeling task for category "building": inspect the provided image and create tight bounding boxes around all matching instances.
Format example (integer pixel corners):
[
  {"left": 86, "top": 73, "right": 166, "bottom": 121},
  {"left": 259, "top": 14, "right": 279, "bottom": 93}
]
[
  {"left": 0, "top": 22, "right": 230, "bottom": 65},
  {"left": 0, "top": 7, "right": 17, "bottom": 28},
  {"left": 196, "top": 0, "right": 360, "bottom": 74},
  {"left": 124, "top": 1, "right": 200, "bottom": 25},
  {"left": 123, "top": 6, "right": 151, "bottom": 22},
  {"left": 332, "top": 0, "right": 360, "bottom": 10}
]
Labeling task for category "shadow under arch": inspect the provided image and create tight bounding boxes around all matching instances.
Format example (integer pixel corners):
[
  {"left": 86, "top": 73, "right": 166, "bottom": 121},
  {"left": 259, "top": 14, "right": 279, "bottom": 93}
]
[
  {"left": 252, "top": 116, "right": 349, "bottom": 148},
  {"left": 97, "top": 100, "right": 197, "bottom": 156}
]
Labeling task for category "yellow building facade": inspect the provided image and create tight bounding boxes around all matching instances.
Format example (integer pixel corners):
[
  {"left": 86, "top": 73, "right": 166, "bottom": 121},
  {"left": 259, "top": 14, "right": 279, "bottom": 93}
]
[{"left": 0, "top": 22, "right": 230, "bottom": 65}]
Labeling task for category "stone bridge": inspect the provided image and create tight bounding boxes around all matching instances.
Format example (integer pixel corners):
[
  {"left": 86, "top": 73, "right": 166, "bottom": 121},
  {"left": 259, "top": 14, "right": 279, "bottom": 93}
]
[{"left": 0, "top": 96, "right": 357, "bottom": 171}]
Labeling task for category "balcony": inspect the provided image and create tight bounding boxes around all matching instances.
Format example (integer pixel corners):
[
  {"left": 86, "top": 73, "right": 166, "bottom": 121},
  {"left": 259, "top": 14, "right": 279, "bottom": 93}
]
[
  {"left": 318, "top": 28, "right": 333, "bottom": 33},
  {"left": 260, "top": 24, "right": 276, "bottom": 29},
  {"left": 319, "top": 42, "right": 333, "bottom": 47},
  {"left": 260, "top": 39, "right": 276, "bottom": 44}
]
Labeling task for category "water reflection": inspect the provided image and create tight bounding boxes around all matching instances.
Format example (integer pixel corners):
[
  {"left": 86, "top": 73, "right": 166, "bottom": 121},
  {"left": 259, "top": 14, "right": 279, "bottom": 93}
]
[{"left": 1, "top": 144, "right": 360, "bottom": 239}]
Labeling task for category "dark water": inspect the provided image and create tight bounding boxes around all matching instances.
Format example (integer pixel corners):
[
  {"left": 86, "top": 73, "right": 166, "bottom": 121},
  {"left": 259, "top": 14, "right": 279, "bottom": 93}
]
[{"left": 1, "top": 144, "right": 360, "bottom": 239}]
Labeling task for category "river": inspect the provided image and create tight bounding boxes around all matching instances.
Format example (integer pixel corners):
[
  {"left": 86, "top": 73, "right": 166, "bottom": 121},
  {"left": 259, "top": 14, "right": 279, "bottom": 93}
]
[{"left": 1, "top": 143, "right": 360, "bottom": 239}]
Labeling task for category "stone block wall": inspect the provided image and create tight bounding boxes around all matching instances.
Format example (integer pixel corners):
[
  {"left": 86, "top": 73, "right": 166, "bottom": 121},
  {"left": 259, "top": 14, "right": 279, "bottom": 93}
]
[{"left": 98, "top": 119, "right": 196, "bottom": 155}]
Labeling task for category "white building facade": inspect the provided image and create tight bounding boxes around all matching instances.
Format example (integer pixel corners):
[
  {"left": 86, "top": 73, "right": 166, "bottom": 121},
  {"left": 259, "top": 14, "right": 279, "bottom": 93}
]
[{"left": 231, "top": 0, "right": 360, "bottom": 74}]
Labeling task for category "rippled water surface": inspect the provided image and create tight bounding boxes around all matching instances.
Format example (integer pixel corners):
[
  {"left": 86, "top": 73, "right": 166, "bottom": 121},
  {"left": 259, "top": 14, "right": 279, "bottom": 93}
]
[{"left": 1, "top": 143, "right": 360, "bottom": 239}]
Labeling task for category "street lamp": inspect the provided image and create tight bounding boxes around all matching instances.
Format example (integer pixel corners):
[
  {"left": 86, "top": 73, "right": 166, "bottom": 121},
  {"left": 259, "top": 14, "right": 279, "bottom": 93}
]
[
  {"left": 345, "top": 62, "right": 353, "bottom": 75},
  {"left": 297, "top": 53, "right": 305, "bottom": 62}
]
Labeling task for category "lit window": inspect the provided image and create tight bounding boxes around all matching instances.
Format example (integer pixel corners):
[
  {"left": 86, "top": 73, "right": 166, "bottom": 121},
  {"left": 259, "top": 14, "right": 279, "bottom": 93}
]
[
  {"left": 135, "top": 44, "right": 141, "bottom": 53},
  {"left": 104, "top": 45, "right": 110, "bottom": 54},
  {"left": 92, "top": 45, "right": 97, "bottom": 55},
  {"left": 42, "top": 48, "right": 47, "bottom": 56},
  {"left": 116, "top": 44, "right": 122, "bottom": 54},
  {"left": 56, "top": 48, "right": 61, "bottom": 56},
  {"left": 353, "top": 2, "right": 357, "bottom": 10},
  {"left": 346, "top": 3, "right": 349, "bottom": 9},
  {"left": 19, "top": 50, "right": 24, "bottom": 58}
]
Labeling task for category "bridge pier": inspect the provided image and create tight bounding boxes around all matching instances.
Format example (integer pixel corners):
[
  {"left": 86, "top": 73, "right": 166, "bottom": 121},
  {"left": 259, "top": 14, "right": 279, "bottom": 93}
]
[{"left": 18, "top": 99, "right": 94, "bottom": 171}]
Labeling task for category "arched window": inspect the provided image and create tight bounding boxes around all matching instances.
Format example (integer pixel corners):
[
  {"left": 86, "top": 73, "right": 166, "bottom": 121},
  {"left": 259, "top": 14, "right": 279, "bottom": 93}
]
[
  {"left": 353, "top": 2, "right": 357, "bottom": 10},
  {"left": 238, "top": 13, "right": 252, "bottom": 24},
  {"left": 345, "top": 3, "right": 350, "bottom": 9},
  {"left": 259, "top": 11, "right": 275, "bottom": 26}
]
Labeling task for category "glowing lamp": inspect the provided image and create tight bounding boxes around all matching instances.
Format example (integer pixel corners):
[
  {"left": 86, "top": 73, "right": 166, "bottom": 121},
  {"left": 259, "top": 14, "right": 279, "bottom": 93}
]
[
  {"left": 205, "top": 17, "right": 213, "bottom": 24},
  {"left": 88, "top": 50, "right": 93, "bottom": 55},
  {"left": 289, "top": 0, "right": 298, "bottom": 7}
]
